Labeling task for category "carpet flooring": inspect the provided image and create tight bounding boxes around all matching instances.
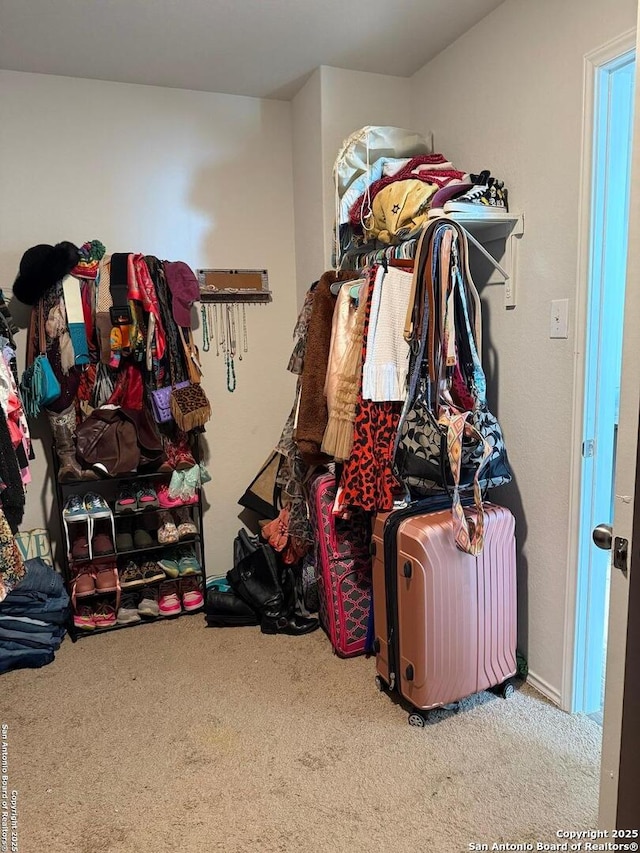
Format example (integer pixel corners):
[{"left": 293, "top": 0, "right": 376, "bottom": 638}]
[{"left": 1, "top": 617, "right": 602, "bottom": 853}]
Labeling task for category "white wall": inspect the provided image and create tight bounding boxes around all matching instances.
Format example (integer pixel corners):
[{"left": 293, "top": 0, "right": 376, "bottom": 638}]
[
  {"left": 319, "top": 67, "right": 413, "bottom": 268},
  {"left": 0, "top": 70, "right": 298, "bottom": 576},
  {"left": 291, "top": 70, "right": 325, "bottom": 306},
  {"left": 291, "top": 66, "right": 413, "bottom": 305},
  {"left": 410, "top": 0, "right": 638, "bottom": 701}
]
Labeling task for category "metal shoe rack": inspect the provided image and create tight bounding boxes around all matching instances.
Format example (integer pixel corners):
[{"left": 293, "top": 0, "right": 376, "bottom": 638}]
[{"left": 52, "top": 443, "right": 207, "bottom": 640}]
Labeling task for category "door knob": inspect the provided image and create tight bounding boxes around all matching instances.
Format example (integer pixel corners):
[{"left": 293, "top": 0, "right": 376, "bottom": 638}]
[{"left": 593, "top": 523, "right": 613, "bottom": 550}]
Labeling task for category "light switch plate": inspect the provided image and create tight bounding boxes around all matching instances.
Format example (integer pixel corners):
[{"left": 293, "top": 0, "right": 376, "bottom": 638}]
[{"left": 550, "top": 299, "right": 569, "bottom": 338}]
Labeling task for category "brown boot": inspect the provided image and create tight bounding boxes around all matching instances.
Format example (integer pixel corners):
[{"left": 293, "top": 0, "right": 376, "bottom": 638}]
[{"left": 45, "top": 404, "right": 90, "bottom": 483}]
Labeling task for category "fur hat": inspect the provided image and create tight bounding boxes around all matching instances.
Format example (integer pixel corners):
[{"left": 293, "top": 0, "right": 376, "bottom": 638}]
[{"left": 12, "top": 241, "right": 80, "bottom": 305}]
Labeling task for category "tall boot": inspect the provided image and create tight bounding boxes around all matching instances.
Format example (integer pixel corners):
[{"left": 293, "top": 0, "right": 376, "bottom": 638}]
[
  {"left": 227, "top": 544, "right": 318, "bottom": 636},
  {"left": 45, "top": 405, "right": 96, "bottom": 483}
]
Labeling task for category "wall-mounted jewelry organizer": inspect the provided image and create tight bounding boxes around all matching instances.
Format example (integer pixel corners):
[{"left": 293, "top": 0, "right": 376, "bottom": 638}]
[
  {"left": 197, "top": 269, "right": 272, "bottom": 392},
  {"left": 198, "top": 268, "right": 272, "bottom": 304}
]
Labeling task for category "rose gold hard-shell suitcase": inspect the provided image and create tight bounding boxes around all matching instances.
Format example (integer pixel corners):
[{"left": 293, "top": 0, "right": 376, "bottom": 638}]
[{"left": 372, "top": 501, "right": 517, "bottom": 726}]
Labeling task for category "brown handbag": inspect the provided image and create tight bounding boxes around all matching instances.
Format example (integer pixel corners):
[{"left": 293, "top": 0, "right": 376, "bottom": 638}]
[
  {"left": 76, "top": 407, "right": 164, "bottom": 475},
  {"left": 178, "top": 327, "right": 203, "bottom": 385}
]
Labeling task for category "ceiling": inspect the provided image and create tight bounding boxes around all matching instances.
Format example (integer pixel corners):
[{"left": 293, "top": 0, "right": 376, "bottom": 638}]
[{"left": 0, "top": 0, "right": 504, "bottom": 100}]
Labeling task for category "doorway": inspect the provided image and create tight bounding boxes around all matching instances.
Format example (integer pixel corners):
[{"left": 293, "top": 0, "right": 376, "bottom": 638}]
[{"left": 572, "top": 47, "right": 635, "bottom": 718}]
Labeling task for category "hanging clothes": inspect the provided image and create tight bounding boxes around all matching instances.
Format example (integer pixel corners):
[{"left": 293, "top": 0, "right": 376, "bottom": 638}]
[
  {"left": 295, "top": 269, "right": 355, "bottom": 465},
  {"left": 322, "top": 274, "right": 371, "bottom": 462},
  {"left": 335, "top": 271, "right": 403, "bottom": 514},
  {"left": 0, "top": 507, "right": 25, "bottom": 603},
  {"left": 361, "top": 265, "right": 413, "bottom": 402}
]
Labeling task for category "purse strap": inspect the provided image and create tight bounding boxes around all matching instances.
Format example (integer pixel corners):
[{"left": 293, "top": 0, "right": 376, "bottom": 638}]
[
  {"left": 178, "top": 326, "right": 202, "bottom": 383},
  {"left": 439, "top": 407, "right": 491, "bottom": 555}
]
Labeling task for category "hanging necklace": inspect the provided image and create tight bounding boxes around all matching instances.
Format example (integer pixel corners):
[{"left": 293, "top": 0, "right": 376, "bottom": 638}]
[
  {"left": 224, "top": 304, "right": 236, "bottom": 392},
  {"left": 242, "top": 304, "right": 248, "bottom": 355},
  {"left": 201, "top": 304, "right": 211, "bottom": 352}
]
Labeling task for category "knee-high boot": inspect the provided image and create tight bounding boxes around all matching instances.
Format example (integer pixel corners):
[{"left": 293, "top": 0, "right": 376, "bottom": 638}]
[{"left": 45, "top": 404, "right": 96, "bottom": 482}]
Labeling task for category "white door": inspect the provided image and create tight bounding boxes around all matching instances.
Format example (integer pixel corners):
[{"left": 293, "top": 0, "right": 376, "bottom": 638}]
[{"left": 598, "top": 14, "right": 640, "bottom": 828}]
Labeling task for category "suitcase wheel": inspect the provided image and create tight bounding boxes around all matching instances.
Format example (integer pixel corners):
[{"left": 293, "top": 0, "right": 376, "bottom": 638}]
[
  {"left": 408, "top": 712, "right": 427, "bottom": 728},
  {"left": 501, "top": 681, "right": 515, "bottom": 699},
  {"left": 492, "top": 679, "right": 515, "bottom": 699},
  {"left": 374, "top": 675, "right": 386, "bottom": 693}
]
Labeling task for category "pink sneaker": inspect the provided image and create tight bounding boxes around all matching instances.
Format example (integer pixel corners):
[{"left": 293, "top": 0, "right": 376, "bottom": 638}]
[
  {"left": 158, "top": 581, "right": 182, "bottom": 617},
  {"left": 156, "top": 482, "right": 183, "bottom": 509},
  {"left": 181, "top": 577, "right": 204, "bottom": 612}
]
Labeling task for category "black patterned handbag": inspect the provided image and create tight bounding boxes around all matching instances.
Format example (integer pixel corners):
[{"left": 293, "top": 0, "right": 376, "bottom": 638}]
[{"left": 393, "top": 220, "right": 512, "bottom": 495}]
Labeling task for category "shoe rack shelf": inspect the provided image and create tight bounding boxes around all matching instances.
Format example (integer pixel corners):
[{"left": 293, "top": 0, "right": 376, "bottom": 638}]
[
  {"left": 52, "top": 440, "right": 207, "bottom": 641},
  {"left": 78, "top": 609, "right": 204, "bottom": 639}
]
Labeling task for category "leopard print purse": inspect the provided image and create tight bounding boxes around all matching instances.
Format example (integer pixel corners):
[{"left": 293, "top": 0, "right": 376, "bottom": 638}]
[{"left": 170, "top": 381, "right": 211, "bottom": 432}]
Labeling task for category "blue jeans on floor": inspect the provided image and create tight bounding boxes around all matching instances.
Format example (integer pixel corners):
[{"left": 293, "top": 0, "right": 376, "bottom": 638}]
[
  {"left": 0, "top": 646, "right": 55, "bottom": 674},
  {"left": 0, "top": 558, "right": 69, "bottom": 626}
]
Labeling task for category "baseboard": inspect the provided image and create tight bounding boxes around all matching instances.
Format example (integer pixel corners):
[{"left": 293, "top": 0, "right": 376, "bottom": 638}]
[{"left": 525, "top": 670, "right": 562, "bottom": 707}]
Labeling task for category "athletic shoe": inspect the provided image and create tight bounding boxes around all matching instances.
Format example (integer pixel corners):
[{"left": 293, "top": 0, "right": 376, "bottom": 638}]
[
  {"left": 140, "top": 560, "right": 166, "bottom": 584},
  {"left": 136, "top": 486, "right": 158, "bottom": 510},
  {"left": 138, "top": 587, "right": 160, "bottom": 618},
  {"left": 119, "top": 560, "right": 145, "bottom": 589},
  {"left": 93, "top": 601, "right": 117, "bottom": 629},
  {"left": 156, "top": 551, "right": 181, "bottom": 579},
  {"left": 83, "top": 492, "right": 112, "bottom": 518},
  {"left": 117, "top": 593, "right": 141, "bottom": 625},
  {"left": 444, "top": 176, "right": 509, "bottom": 214},
  {"left": 178, "top": 551, "right": 202, "bottom": 576},
  {"left": 181, "top": 577, "right": 204, "bottom": 613},
  {"left": 63, "top": 494, "right": 89, "bottom": 522},
  {"left": 158, "top": 581, "right": 182, "bottom": 617},
  {"left": 73, "top": 604, "right": 95, "bottom": 630},
  {"left": 115, "top": 483, "right": 138, "bottom": 514},
  {"left": 156, "top": 482, "right": 184, "bottom": 509}
]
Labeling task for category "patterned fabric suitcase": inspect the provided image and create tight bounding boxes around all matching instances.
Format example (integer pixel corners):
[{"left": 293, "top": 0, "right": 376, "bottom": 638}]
[
  {"left": 372, "top": 500, "right": 517, "bottom": 724},
  {"left": 308, "top": 471, "right": 372, "bottom": 657}
]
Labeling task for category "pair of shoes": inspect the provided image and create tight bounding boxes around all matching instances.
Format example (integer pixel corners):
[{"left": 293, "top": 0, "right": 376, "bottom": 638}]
[
  {"left": 156, "top": 482, "right": 198, "bottom": 509},
  {"left": 158, "top": 578, "right": 204, "bottom": 616},
  {"left": 63, "top": 492, "right": 112, "bottom": 520},
  {"left": 115, "top": 586, "right": 166, "bottom": 621},
  {"left": 115, "top": 519, "right": 156, "bottom": 551},
  {"left": 226, "top": 540, "right": 319, "bottom": 637},
  {"left": 157, "top": 508, "right": 197, "bottom": 544},
  {"left": 119, "top": 559, "right": 165, "bottom": 588},
  {"left": 442, "top": 170, "right": 509, "bottom": 214},
  {"left": 138, "top": 587, "right": 161, "bottom": 619},
  {"left": 71, "top": 561, "right": 120, "bottom": 602},
  {"left": 156, "top": 549, "right": 201, "bottom": 578},
  {"left": 115, "top": 483, "right": 159, "bottom": 513},
  {"left": 73, "top": 600, "right": 117, "bottom": 630},
  {"left": 160, "top": 434, "right": 197, "bottom": 472},
  {"left": 116, "top": 592, "right": 142, "bottom": 625}
]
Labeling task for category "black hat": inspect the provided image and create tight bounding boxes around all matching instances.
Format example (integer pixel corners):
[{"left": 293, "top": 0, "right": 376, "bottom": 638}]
[{"left": 12, "top": 241, "right": 80, "bottom": 305}]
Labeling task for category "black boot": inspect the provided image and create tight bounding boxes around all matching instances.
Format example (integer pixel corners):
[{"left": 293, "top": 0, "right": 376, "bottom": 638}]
[
  {"left": 227, "top": 544, "right": 319, "bottom": 636},
  {"left": 205, "top": 589, "right": 260, "bottom": 627}
]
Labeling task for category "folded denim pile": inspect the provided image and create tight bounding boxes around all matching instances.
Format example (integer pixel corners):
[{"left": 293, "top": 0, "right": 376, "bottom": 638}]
[{"left": 0, "top": 557, "right": 69, "bottom": 674}]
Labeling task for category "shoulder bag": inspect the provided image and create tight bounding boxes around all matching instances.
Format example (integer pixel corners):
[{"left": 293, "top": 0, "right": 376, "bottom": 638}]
[{"left": 20, "top": 301, "right": 61, "bottom": 417}]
